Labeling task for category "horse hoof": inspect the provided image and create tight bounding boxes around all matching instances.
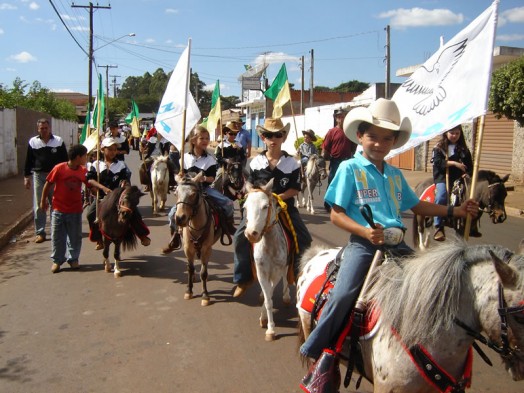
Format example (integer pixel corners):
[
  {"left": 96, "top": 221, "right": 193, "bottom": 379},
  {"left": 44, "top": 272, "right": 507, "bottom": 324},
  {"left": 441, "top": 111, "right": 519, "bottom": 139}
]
[
  {"left": 201, "top": 298, "right": 210, "bottom": 306},
  {"left": 265, "top": 333, "right": 276, "bottom": 342},
  {"left": 104, "top": 265, "right": 112, "bottom": 273},
  {"left": 184, "top": 292, "right": 193, "bottom": 300},
  {"left": 260, "top": 319, "right": 268, "bottom": 328},
  {"left": 114, "top": 271, "right": 122, "bottom": 278}
]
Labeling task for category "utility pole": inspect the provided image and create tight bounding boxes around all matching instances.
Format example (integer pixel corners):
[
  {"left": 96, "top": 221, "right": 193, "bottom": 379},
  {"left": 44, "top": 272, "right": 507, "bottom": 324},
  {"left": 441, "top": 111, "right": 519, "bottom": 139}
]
[
  {"left": 300, "top": 56, "right": 305, "bottom": 114},
  {"left": 72, "top": 2, "right": 111, "bottom": 113},
  {"left": 309, "top": 49, "right": 314, "bottom": 108},
  {"left": 385, "top": 25, "right": 391, "bottom": 99},
  {"left": 110, "top": 75, "right": 121, "bottom": 98},
  {"left": 99, "top": 65, "right": 117, "bottom": 127}
]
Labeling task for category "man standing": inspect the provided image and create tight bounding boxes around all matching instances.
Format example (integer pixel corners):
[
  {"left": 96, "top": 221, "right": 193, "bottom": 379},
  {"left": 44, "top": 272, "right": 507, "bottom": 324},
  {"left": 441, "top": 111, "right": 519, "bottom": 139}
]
[
  {"left": 322, "top": 108, "right": 357, "bottom": 211},
  {"left": 105, "top": 120, "right": 130, "bottom": 162},
  {"left": 231, "top": 118, "right": 251, "bottom": 169},
  {"left": 24, "top": 118, "right": 68, "bottom": 243}
]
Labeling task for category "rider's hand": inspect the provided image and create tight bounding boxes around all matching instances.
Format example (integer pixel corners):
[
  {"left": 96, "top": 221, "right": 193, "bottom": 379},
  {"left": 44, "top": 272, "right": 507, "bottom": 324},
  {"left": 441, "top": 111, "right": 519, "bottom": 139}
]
[
  {"left": 457, "top": 198, "right": 480, "bottom": 218},
  {"left": 366, "top": 223, "right": 384, "bottom": 245}
]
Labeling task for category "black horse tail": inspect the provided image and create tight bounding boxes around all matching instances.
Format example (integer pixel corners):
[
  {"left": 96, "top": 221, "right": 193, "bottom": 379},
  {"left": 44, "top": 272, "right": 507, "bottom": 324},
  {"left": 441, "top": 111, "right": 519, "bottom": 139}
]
[{"left": 121, "top": 229, "right": 138, "bottom": 252}]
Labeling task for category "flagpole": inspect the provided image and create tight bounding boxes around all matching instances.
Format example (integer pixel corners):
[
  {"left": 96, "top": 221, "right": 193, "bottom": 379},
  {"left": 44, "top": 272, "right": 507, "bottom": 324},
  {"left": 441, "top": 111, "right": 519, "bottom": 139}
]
[
  {"left": 95, "top": 74, "right": 102, "bottom": 223},
  {"left": 463, "top": 115, "right": 485, "bottom": 240},
  {"left": 287, "top": 96, "right": 305, "bottom": 179},
  {"left": 179, "top": 38, "right": 192, "bottom": 175}
]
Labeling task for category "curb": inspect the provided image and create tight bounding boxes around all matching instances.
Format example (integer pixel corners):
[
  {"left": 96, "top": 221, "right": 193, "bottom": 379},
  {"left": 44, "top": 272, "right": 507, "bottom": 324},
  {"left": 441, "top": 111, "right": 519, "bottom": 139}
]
[
  {"left": 506, "top": 206, "right": 524, "bottom": 219},
  {"left": 0, "top": 210, "right": 33, "bottom": 251}
]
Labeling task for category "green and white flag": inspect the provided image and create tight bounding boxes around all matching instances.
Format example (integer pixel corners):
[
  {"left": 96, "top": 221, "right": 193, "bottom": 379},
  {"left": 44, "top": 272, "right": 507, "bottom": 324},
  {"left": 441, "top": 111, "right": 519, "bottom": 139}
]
[{"left": 264, "top": 64, "right": 291, "bottom": 118}]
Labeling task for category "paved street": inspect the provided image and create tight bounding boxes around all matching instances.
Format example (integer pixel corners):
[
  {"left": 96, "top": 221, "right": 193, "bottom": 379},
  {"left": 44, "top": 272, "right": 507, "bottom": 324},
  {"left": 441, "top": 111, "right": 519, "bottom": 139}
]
[{"left": 1, "top": 149, "right": 523, "bottom": 393}]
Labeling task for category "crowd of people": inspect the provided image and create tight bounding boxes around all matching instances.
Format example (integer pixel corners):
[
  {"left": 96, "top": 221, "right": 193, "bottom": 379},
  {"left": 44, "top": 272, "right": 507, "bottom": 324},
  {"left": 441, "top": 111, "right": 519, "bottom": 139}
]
[{"left": 24, "top": 100, "right": 480, "bottom": 374}]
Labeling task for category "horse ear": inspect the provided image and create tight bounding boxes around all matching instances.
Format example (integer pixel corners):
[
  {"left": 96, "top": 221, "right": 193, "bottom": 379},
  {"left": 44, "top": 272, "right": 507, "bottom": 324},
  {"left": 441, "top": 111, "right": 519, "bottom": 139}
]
[
  {"left": 175, "top": 174, "right": 184, "bottom": 184},
  {"left": 264, "top": 178, "right": 275, "bottom": 193},
  {"left": 246, "top": 181, "right": 254, "bottom": 193},
  {"left": 502, "top": 174, "right": 510, "bottom": 183},
  {"left": 490, "top": 250, "right": 519, "bottom": 288}
]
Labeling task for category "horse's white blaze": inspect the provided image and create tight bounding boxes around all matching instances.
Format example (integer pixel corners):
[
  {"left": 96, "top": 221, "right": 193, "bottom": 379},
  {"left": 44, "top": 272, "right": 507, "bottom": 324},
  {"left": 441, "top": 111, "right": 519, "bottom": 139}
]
[{"left": 151, "top": 156, "right": 169, "bottom": 215}]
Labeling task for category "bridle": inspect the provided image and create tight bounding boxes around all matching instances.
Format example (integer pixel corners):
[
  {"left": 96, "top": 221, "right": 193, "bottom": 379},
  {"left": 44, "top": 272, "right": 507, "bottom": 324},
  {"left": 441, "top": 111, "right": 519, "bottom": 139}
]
[
  {"left": 117, "top": 189, "right": 133, "bottom": 215},
  {"left": 480, "top": 181, "right": 507, "bottom": 222},
  {"left": 246, "top": 189, "right": 278, "bottom": 238},
  {"left": 175, "top": 182, "right": 210, "bottom": 232}
]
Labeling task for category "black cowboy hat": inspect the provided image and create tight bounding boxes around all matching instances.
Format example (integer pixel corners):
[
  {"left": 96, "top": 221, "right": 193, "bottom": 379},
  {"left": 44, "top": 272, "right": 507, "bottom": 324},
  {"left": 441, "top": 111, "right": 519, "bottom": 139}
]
[{"left": 302, "top": 129, "right": 317, "bottom": 142}]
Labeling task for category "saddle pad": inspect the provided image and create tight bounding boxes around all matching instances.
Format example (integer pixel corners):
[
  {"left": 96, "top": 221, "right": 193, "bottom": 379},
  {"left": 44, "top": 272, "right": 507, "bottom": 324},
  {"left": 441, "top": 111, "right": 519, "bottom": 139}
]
[{"left": 419, "top": 183, "right": 436, "bottom": 203}]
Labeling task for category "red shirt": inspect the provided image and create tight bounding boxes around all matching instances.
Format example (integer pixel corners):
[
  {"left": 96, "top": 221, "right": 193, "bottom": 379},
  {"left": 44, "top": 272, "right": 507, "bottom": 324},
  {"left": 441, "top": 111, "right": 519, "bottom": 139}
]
[
  {"left": 322, "top": 126, "right": 357, "bottom": 160},
  {"left": 46, "top": 162, "right": 88, "bottom": 213}
]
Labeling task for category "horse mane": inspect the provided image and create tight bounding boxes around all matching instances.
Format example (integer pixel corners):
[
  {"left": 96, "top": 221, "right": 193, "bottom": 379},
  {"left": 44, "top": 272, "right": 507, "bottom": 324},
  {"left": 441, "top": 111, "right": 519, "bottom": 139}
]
[{"left": 367, "top": 240, "right": 514, "bottom": 347}]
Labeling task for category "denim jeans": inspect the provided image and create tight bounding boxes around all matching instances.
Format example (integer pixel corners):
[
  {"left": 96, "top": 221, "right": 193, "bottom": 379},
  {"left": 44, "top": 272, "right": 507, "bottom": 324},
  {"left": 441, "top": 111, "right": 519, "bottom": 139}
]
[
  {"left": 33, "top": 171, "right": 53, "bottom": 237},
  {"left": 434, "top": 182, "right": 448, "bottom": 228},
  {"left": 50, "top": 210, "right": 83, "bottom": 265},
  {"left": 300, "top": 235, "right": 413, "bottom": 359}
]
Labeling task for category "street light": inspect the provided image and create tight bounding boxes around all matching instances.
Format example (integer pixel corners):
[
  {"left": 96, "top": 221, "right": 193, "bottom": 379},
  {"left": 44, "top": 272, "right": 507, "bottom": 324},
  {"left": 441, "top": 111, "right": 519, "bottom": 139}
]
[{"left": 95, "top": 33, "right": 136, "bottom": 51}]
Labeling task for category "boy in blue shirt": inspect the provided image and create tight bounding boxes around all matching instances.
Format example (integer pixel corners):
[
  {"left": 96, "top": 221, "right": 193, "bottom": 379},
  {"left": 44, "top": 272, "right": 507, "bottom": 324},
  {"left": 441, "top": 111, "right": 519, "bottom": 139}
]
[{"left": 300, "top": 98, "right": 480, "bottom": 360}]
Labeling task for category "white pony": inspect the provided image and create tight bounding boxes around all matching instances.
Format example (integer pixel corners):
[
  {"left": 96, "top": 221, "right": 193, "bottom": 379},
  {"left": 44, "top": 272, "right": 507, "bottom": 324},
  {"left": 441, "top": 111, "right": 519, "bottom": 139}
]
[
  {"left": 299, "top": 154, "right": 327, "bottom": 214},
  {"left": 150, "top": 155, "right": 169, "bottom": 216},
  {"left": 243, "top": 179, "right": 291, "bottom": 341}
]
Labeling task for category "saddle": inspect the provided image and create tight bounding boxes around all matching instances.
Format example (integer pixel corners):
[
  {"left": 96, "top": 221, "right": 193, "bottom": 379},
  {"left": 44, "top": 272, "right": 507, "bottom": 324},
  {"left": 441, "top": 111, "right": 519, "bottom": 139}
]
[{"left": 204, "top": 195, "right": 233, "bottom": 246}]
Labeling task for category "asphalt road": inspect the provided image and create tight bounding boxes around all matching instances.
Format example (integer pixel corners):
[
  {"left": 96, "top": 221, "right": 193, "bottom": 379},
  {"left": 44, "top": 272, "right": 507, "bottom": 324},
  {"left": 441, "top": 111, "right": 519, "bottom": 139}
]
[{"left": 1, "top": 149, "right": 523, "bottom": 393}]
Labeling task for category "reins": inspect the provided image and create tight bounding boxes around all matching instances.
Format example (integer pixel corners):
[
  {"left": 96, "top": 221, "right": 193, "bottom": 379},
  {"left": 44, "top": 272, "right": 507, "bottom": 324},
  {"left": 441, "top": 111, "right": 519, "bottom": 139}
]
[
  {"left": 117, "top": 189, "right": 133, "bottom": 214},
  {"left": 247, "top": 189, "right": 278, "bottom": 238}
]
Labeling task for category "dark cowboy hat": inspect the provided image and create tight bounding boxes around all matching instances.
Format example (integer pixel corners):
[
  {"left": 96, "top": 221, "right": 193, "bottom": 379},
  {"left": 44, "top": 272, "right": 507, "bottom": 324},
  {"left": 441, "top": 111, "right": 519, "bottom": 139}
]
[
  {"left": 333, "top": 108, "right": 348, "bottom": 117},
  {"left": 255, "top": 118, "right": 291, "bottom": 137},
  {"left": 302, "top": 129, "right": 317, "bottom": 142}
]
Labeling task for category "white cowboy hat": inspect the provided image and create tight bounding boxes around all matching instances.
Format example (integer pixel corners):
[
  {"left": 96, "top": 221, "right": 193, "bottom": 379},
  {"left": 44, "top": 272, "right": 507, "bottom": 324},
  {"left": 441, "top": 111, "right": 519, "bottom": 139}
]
[
  {"left": 255, "top": 118, "right": 291, "bottom": 137},
  {"left": 343, "top": 98, "right": 412, "bottom": 149}
]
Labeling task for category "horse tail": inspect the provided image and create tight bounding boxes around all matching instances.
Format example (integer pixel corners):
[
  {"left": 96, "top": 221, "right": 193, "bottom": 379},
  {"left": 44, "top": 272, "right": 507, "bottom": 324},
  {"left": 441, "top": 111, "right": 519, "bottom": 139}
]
[
  {"left": 121, "top": 229, "right": 138, "bottom": 251},
  {"left": 412, "top": 213, "right": 420, "bottom": 249}
]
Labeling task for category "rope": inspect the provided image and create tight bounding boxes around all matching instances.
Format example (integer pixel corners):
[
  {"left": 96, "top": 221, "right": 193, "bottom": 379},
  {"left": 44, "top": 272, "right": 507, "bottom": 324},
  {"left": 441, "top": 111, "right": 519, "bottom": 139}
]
[{"left": 272, "top": 193, "right": 299, "bottom": 254}]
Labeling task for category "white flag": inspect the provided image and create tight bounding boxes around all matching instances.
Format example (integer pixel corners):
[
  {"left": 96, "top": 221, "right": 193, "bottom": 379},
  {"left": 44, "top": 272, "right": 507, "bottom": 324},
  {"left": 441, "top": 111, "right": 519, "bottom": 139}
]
[
  {"left": 390, "top": 0, "right": 499, "bottom": 158},
  {"left": 155, "top": 45, "right": 201, "bottom": 151}
]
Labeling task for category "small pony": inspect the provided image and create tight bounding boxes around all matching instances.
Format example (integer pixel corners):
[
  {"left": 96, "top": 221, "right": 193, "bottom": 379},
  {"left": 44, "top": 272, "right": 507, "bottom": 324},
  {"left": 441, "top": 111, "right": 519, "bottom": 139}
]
[
  {"left": 299, "top": 154, "right": 327, "bottom": 214},
  {"left": 150, "top": 155, "right": 169, "bottom": 216},
  {"left": 97, "top": 185, "right": 147, "bottom": 277},
  {"left": 413, "top": 170, "right": 509, "bottom": 249},
  {"left": 243, "top": 179, "right": 293, "bottom": 341}
]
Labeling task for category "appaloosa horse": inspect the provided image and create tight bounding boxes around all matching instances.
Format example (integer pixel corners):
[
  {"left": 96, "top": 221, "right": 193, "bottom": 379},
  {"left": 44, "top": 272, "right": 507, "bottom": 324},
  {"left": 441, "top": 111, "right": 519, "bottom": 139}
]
[
  {"left": 150, "top": 155, "right": 169, "bottom": 216},
  {"left": 173, "top": 173, "right": 221, "bottom": 306},
  {"left": 413, "top": 169, "right": 510, "bottom": 249},
  {"left": 243, "top": 179, "right": 292, "bottom": 341},
  {"left": 299, "top": 154, "right": 327, "bottom": 214},
  {"left": 97, "top": 185, "right": 145, "bottom": 277},
  {"left": 297, "top": 240, "right": 524, "bottom": 392}
]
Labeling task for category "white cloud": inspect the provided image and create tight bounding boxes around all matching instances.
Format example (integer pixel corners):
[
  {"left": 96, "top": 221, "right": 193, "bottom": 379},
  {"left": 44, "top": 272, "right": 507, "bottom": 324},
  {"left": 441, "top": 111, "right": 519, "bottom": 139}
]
[
  {"left": 71, "top": 25, "right": 89, "bottom": 32},
  {"left": 52, "top": 88, "right": 75, "bottom": 93},
  {"left": 253, "top": 52, "right": 300, "bottom": 66},
  {"left": 499, "top": 7, "right": 524, "bottom": 27},
  {"left": 29, "top": 1, "right": 39, "bottom": 10},
  {"left": 8, "top": 51, "right": 37, "bottom": 63},
  {"left": 0, "top": 27, "right": 4, "bottom": 34},
  {"left": 0, "top": 3, "right": 17, "bottom": 10},
  {"left": 145, "top": 38, "right": 155, "bottom": 44},
  {"left": 497, "top": 33, "right": 524, "bottom": 42},
  {"left": 378, "top": 8, "right": 463, "bottom": 29},
  {"left": 165, "top": 8, "right": 178, "bottom": 14},
  {"left": 60, "top": 14, "right": 86, "bottom": 22}
]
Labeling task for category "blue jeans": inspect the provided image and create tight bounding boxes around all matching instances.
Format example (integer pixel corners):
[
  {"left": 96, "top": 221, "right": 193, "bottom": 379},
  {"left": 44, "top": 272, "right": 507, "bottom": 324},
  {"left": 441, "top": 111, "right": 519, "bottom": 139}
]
[
  {"left": 434, "top": 182, "right": 448, "bottom": 228},
  {"left": 50, "top": 210, "right": 83, "bottom": 265},
  {"left": 300, "top": 235, "right": 413, "bottom": 359},
  {"left": 33, "top": 171, "right": 53, "bottom": 237},
  {"left": 167, "top": 187, "right": 234, "bottom": 231},
  {"left": 233, "top": 205, "right": 312, "bottom": 284}
]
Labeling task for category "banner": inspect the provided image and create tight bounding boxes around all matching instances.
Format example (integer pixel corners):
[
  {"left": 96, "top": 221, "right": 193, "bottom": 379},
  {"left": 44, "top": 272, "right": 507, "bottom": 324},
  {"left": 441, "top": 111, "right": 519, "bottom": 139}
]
[
  {"left": 390, "top": 0, "right": 499, "bottom": 157},
  {"left": 155, "top": 45, "right": 201, "bottom": 151}
]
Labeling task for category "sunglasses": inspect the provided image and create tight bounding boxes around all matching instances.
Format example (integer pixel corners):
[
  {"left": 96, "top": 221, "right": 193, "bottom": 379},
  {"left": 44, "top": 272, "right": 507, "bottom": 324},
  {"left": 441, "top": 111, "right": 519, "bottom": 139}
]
[{"left": 262, "top": 132, "right": 284, "bottom": 139}]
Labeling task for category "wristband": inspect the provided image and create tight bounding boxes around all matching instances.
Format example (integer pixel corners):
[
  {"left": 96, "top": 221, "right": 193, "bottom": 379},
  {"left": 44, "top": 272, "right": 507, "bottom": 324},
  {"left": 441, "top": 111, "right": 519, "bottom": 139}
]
[{"left": 447, "top": 205, "right": 454, "bottom": 219}]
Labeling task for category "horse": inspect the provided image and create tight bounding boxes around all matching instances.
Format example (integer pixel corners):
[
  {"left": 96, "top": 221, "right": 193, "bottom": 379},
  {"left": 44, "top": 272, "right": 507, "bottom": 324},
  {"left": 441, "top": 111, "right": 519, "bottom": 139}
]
[
  {"left": 243, "top": 179, "right": 291, "bottom": 341},
  {"left": 299, "top": 154, "right": 327, "bottom": 214},
  {"left": 150, "top": 155, "right": 169, "bottom": 216},
  {"left": 173, "top": 172, "right": 221, "bottom": 306},
  {"left": 297, "top": 240, "right": 524, "bottom": 392},
  {"left": 97, "top": 185, "right": 145, "bottom": 278},
  {"left": 413, "top": 169, "right": 510, "bottom": 249}
]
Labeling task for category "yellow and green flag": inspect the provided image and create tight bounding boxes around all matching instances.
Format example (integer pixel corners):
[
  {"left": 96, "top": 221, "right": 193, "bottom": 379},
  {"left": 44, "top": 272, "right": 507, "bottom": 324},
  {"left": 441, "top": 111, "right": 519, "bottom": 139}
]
[
  {"left": 264, "top": 64, "right": 291, "bottom": 118},
  {"left": 205, "top": 80, "right": 221, "bottom": 134},
  {"left": 125, "top": 99, "right": 141, "bottom": 138}
]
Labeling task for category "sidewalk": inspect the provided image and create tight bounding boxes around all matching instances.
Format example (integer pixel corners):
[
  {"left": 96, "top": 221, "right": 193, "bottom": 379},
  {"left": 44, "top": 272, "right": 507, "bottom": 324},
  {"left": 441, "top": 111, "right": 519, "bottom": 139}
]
[{"left": 1, "top": 170, "right": 522, "bottom": 251}]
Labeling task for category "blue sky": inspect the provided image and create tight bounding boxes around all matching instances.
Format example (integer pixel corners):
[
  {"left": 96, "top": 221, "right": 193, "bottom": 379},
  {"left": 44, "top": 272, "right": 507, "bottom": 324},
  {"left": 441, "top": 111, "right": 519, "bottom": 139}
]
[{"left": 1, "top": 0, "right": 523, "bottom": 98}]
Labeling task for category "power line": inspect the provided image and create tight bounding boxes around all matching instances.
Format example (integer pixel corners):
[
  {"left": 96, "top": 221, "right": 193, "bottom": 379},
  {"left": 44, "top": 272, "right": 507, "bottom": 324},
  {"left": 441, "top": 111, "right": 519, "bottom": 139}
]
[{"left": 48, "top": 0, "right": 88, "bottom": 57}]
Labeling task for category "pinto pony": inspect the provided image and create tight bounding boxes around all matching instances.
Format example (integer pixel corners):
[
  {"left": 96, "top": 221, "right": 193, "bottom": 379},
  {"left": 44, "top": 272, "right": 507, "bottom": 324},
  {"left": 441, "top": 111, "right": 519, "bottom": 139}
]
[
  {"left": 299, "top": 154, "right": 327, "bottom": 214},
  {"left": 150, "top": 155, "right": 169, "bottom": 216},
  {"left": 97, "top": 185, "right": 146, "bottom": 277},
  {"left": 297, "top": 241, "right": 524, "bottom": 392},
  {"left": 413, "top": 170, "right": 509, "bottom": 249}
]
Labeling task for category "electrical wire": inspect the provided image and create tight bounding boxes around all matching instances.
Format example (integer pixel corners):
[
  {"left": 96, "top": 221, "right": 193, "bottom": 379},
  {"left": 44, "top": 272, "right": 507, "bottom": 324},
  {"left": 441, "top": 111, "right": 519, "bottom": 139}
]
[{"left": 48, "top": 0, "right": 88, "bottom": 57}]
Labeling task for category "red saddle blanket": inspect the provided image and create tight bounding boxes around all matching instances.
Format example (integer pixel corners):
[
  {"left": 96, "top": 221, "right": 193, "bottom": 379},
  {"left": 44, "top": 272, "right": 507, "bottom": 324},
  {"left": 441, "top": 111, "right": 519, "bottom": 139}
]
[{"left": 419, "top": 183, "right": 436, "bottom": 203}]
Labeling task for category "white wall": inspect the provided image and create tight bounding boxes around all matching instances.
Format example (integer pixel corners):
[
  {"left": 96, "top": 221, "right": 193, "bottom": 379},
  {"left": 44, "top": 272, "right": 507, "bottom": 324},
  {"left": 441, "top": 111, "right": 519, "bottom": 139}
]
[{"left": 0, "top": 109, "right": 17, "bottom": 178}]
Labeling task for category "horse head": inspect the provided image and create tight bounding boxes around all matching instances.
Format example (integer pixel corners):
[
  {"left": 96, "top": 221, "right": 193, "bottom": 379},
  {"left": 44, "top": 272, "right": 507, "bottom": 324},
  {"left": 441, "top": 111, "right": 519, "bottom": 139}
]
[
  {"left": 117, "top": 186, "right": 144, "bottom": 224},
  {"left": 243, "top": 179, "right": 278, "bottom": 243},
  {"left": 226, "top": 161, "right": 245, "bottom": 189},
  {"left": 174, "top": 173, "right": 204, "bottom": 227},
  {"left": 478, "top": 170, "right": 510, "bottom": 224},
  {"left": 317, "top": 156, "right": 328, "bottom": 180}
]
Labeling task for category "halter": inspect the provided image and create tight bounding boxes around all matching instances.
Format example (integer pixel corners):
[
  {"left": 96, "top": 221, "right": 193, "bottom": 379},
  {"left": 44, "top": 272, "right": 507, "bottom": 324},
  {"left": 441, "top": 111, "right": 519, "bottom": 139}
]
[
  {"left": 175, "top": 182, "right": 205, "bottom": 226},
  {"left": 247, "top": 189, "right": 278, "bottom": 237},
  {"left": 117, "top": 189, "right": 133, "bottom": 214},
  {"left": 480, "top": 181, "right": 507, "bottom": 220}
]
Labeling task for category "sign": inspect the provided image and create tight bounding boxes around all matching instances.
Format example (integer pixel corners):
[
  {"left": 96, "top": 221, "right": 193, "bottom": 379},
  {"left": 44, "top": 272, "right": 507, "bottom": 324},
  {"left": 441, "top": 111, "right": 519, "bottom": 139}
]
[{"left": 242, "top": 77, "right": 262, "bottom": 90}]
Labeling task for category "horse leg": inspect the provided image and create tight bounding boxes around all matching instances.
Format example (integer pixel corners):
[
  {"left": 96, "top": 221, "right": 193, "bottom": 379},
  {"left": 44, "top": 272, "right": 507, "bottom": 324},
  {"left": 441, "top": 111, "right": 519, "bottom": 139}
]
[
  {"left": 282, "top": 272, "right": 291, "bottom": 306},
  {"left": 199, "top": 247, "right": 211, "bottom": 306},
  {"left": 113, "top": 242, "right": 122, "bottom": 278},
  {"left": 184, "top": 250, "right": 195, "bottom": 300},
  {"left": 103, "top": 241, "right": 112, "bottom": 273},
  {"left": 256, "top": 268, "right": 276, "bottom": 341},
  {"left": 308, "top": 183, "right": 315, "bottom": 214}
]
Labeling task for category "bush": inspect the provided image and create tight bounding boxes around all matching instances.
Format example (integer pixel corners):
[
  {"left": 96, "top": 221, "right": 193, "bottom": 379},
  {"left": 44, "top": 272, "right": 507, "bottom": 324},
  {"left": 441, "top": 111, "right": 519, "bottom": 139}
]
[
  {"left": 294, "top": 136, "right": 324, "bottom": 156},
  {"left": 489, "top": 56, "right": 524, "bottom": 126}
]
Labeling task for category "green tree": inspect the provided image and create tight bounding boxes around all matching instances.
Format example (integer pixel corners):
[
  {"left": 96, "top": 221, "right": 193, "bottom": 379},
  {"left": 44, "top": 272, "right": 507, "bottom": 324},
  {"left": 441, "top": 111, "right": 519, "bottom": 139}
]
[
  {"left": 489, "top": 56, "right": 524, "bottom": 125},
  {"left": 333, "top": 80, "right": 369, "bottom": 93}
]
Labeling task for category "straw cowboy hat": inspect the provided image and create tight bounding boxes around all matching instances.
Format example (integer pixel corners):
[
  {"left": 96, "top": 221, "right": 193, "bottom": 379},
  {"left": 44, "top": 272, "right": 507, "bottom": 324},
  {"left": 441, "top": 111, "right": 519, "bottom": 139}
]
[
  {"left": 101, "top": 137, "right": 120, "bottom": 148},
  {"left": 343, "top": 98, "right": 412, "bottom": 149},
  {"left": 255, "top": 118, "right": 291, "bottom": 137},
  {"left": 225, "top": 121, "right": 242, "bottom": 132},
  {"left": 222, "top": 125, "right": 237, "bottom": 134},
  {"left": 302, "top": 129, "right": 317, "bottom": 142}
]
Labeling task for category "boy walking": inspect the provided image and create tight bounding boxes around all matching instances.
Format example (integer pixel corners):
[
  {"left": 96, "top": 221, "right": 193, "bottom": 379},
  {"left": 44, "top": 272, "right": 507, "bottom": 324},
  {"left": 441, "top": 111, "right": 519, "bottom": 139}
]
[{"left": 40, "top": 144, "right": 109, "bottom": 273}]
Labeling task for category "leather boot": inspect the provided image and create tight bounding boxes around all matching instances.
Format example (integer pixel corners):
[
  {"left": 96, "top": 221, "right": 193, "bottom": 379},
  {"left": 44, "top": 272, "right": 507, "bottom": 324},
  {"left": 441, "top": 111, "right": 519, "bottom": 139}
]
[{"left": 162, "top": 230, "right": 181, "bottom": 254}]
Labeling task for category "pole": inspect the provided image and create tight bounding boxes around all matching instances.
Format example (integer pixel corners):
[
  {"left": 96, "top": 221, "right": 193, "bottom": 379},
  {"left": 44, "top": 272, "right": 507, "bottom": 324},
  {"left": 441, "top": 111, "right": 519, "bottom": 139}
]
[
  {"left": 385, "top": 25, "right": 391, "bottom": 99},
  {"left": 100, "top": 65, "right": 117, "bottom": 128},
  {"left": 179, "top": 38, "right": 192, "bottom": 175},
  {"left": 309, "top": 49, "right": 314, "bottom": 108},
  {"left": 110, "top": 75, "right": 121, "bottom": 97},
  {"left": 464, "top": 115, "right": 486, "bottom": 240},
  {"left": 300, "top": 56, "right": 305, "bottom": 114}
]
